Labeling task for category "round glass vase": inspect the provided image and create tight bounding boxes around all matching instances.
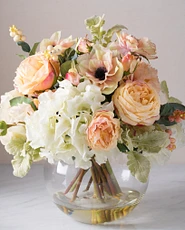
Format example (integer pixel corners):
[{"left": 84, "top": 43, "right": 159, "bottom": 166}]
[{"left": 44, "top": 155, "right": 148, "bottom": 225}]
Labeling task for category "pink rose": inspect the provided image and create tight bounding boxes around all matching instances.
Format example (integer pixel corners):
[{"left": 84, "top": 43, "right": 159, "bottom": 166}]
[
  {"left": 14, "top": 54, "right": 59, "bottom": 95},
  {"left": 113, "top": 81, "right": 160, "bottom": 126},
  {"left": 87, "top": 111, "right": 120, "bottom": 151}
]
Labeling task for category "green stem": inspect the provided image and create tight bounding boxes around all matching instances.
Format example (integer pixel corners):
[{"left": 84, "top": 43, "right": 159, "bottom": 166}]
[
  {"left": 101, "top": 164, "right": 118, "bottom": 196},
  {"left": 92, "top": 158, "right": 111, "bottom": 195},
  {"left": 106, "top": 160, "right": 122, "bottom": 194}
]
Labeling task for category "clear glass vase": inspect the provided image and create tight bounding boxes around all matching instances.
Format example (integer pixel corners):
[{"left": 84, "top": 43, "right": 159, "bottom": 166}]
[{"left": 44, "top": 155, "right": 148, "bottom": 224}]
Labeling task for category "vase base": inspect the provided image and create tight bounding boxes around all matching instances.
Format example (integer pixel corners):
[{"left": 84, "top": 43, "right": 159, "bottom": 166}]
[{"left": 53, "top": 188, "right": 142, "bottom": 224}]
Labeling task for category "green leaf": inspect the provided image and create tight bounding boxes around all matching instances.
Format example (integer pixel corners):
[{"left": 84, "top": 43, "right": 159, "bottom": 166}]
[
  {"left": 144, "top": 148, "right": 171, "bottom": 166},
  {"left": 64, "top": 48, "right": 76, "bottom": 61},
  {"left": 85, "top": 15, "right": 105, "bottom": 43},
  {"left": 0, "top": 120, "right": 8, "bottom": 136},
  {"left": 168, "top": 97, "right": 182, "bottom": 104},
  {"left": 85, "top": 15, "right": 105, "bottom": 32},
  {"left": 11, "top": 153, "right": 31, "bottom": 178},
  {"left": 160, "top": 80, "right": 169, "bottom": 99},
  {"left": 117, "top": 142, "right": 129, "bottom": 153},
  {"left": 10, "top": 96, "right": 37, "bottom": 111},
  {"left": 127, "top": 151, "right": 150, "bottom": 183},
  {"left": 60, "top": 60, "right": 72, "bottom": 77},
  {"left": 24, "top": 142, "right": 41, "bottom": 162},
  {"left": 29, "top": 42, "right": 40, "bottom": 56},
  {"left": 132, "top": 130, "right": 170, "bottom": 153},
  {"left": 104, "top": 25, "right": 127, "bottom": 44},
  {"left": 17, "top": 41, "right": 31, "bottom": 53},
  {"left": 16, "top": 54, "right": 26, "bottom": 59},
  {"left": 6, "top": 132, "right": 26, "bottom": 156}
]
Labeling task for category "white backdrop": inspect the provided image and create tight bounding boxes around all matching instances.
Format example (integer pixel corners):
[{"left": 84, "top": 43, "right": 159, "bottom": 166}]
[{"left": 0, "top": 0, "right": 185, "bottom": 163}]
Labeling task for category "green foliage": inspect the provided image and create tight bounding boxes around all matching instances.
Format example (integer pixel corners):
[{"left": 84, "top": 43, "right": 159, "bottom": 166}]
[
  {"left": 6, "top": 132, "right": 26, "bottom": 156},
  {"left": 0, "top": 121, "right": 8, "bottom": 136},
  {"left": 161, "top": 80, "right": 182, "bottom": 104},
  {"left": 16, "top": 54, "right": 26, "bottom": 59},
  {"left": 85, "top": 15, "right": 106, "bottom": 43},
  {"left": 59, "top": 48, "right": 77, "bottom": 64},
  {"left": 160, "top": 80, "right": 169, "bottom": 98},
  {"left": 29, "top": 42, "right": 40, "bottom": 56},
  {"left": 104, "top": 25, "right": 127, "bottom": 45},
  {"left": 132, "top": 130, "right": 170, "bottom": 153},
  {"left": 11, "top": 154, "right": 31, "bottom": 178},
  {"left": 7, "top": 133, "right": 41, "bottom": 177},
  {"left": 10, "top": 96, "right": 37, "bottom": 111},
  {"left": 17, "top": 41, "right": 31, "bottom": 53},
  {"left": 60, "top": 60, "right": 72, "bottom": 77},
  {"left": 157, "top": 103, "right": 185, "bottom": 126},
  {"left": 168, "top": 97, "right": 182, "bottom": 104},
  {"left": 117, "top": 142, "right": 129, "bottom": 153},
  {"left": 127, "top": 151, "right": 150, "bottom": 183}
]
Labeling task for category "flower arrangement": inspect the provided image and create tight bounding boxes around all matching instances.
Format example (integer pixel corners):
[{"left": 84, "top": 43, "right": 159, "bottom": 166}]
[{"left": 1, "top": 15, "right": 185, "bottom": 214}]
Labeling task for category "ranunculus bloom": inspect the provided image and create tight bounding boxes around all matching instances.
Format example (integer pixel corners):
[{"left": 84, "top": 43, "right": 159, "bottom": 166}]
[
  {"left": 77, "top": 44, "right": 123, "bottom": 94},
  {"left": 117, "top": 32, "right": 157, "bottom": 59},
  {"left": 133, "top": 62, "right": 160, "bottom": 93},
  {"left": 87, "top": 111, "right": 120, "bottom": 151},
  {"left": 14, "top": 54, "right": 59, "bottom": 95},
  {"left": 65, "top": 65, "right": 81, "bottom": 86},
  {"left": 112, "top": 81, "right": 160, "bottom": 126},
  {"left": 65, "top": 71, "right": 80, "bottom": 86}
]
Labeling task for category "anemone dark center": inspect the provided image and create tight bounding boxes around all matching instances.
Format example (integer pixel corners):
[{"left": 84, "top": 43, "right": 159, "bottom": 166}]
[{"left": 94, "top": 67, "right": 107, "bottom": 80}]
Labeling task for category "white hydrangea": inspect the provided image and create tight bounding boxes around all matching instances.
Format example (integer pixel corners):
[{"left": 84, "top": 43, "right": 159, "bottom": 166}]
[
  {"left": 26, "top": 80, "right": 114, "bottom": 169},
  {"left": 0, "top": 89, "right": 34, "bottom": 123}
]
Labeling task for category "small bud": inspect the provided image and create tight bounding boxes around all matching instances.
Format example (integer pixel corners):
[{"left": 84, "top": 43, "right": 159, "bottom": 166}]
[
  {"left": 10, "top": 32, "right": 16, "bottom": 37},
  {"left": 13, "top": 35, "right": 21, "bottom": 42},
  {"left": 21, "top": 35, "right": 26, "bottom": 41}
]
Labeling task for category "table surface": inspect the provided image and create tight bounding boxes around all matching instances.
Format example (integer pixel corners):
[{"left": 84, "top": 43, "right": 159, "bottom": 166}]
[{"left": 0, "top": 164, "right": 185, "bottom": 230}]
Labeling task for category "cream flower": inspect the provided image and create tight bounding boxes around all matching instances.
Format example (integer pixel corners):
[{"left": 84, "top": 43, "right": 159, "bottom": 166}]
[
  {"left": 87, "top": 111, "right": 120, "bottom": 151},
  {"left": 113, "top": 81, "right": 160, "bottom": 126},
  {"left": 40, "top": 31, "right": 76, "bottom": 53},
  {"left": 14, "top": 54, "right": 59, "bottom": 95},
  {"left": 133, "top": 62, "right": 160, "bottom": 93},
  {"left": 77, "top": 44, "right": 123, "bottom": 94}
]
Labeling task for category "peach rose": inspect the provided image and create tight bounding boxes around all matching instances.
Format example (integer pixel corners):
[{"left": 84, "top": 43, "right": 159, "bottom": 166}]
[
  {"left": 113, "top": 81, "right": 160, "bottom": 126},
  {"left": 87, "top": 111, "right": 120, "bottom": 151},
  {"left": 14, "top": 54, "right": 59, "bottom": 95}
]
